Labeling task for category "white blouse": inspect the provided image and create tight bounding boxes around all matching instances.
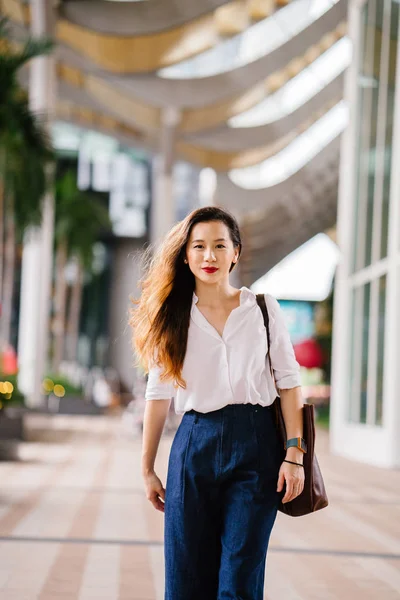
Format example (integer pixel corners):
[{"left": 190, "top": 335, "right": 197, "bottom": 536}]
[{"left": 145, "top": 287, "right": 301, "bottom": 414}]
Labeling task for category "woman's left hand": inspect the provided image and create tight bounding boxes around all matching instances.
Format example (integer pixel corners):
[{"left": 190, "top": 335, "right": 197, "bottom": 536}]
[{"left": 277, "top": 460, "right": 305, "bottom": 503}]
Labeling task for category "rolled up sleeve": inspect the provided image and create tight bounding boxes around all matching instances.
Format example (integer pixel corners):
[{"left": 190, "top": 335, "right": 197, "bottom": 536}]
[
  {"left": 265, "top": 294, "right": 301, "bottom": 390},
  {"left": 145, "top": 361, "right": 174, "bottom": 400}
]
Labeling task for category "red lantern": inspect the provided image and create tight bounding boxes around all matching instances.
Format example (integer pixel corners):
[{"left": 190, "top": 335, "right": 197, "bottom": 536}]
[
  {"left": 293, "top": 338, "right": 324, "bottom": 369},
  {"left": 1, "top": 345, "right": 18, "bottom": 375}
]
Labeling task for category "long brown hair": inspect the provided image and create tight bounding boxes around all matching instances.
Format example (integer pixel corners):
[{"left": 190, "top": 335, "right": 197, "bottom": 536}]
[{"left": 130, "top": 206, "right": 242, "bottom": 389}]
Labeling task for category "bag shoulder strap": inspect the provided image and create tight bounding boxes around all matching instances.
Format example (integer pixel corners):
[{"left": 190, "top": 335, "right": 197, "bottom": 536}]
[
  {"left": 256, "top": 294, "right": 270, "bottom": 348},
  {"left": 256, "top": 294, "right": 273, "bottom": 379}
]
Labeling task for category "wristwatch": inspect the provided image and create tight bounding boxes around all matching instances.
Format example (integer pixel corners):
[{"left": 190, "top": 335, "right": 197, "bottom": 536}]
[{"left": 285, "top": 437, "right": 307, "bottom": 453}]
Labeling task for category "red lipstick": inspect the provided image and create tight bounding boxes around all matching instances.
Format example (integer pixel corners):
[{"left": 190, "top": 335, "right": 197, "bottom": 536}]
[{"left": 202, "top": 267, "right": 218, "bottom": 273}]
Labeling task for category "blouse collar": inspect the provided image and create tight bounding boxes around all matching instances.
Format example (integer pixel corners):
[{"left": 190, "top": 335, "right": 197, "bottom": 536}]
[
  {"left": 190, "top": 286, "right": 256, "bottom": 339},
  {"left": 192, "top": 286, "right": 255, "bottom": 308}
]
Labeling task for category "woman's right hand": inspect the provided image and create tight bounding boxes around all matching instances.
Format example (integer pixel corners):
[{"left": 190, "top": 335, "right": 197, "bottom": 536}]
[{"left": 143, "top": 470, "right": 166, "bottom": 513}]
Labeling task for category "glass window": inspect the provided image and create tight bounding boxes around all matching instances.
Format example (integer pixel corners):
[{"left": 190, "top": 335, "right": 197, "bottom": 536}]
[
  {"left": 380, "top": 147, "right": 391, "bottom": 259},
  {"left": 348, "top": 289, "right": 356, "bottom": 422},
  {"left": 353, "top": 1, "right": 382, "bottom": 271},
  {"left": 382, "top": 1, "right": 399, "bottom": 257},
  {"left": 349, "top": 286, "right": 361, "bottom": 422},
  {"left": 348, "top": 1, "right": 398, "bottom": 428},
  {"left": 353, "top": 0, "right": 399, "bottom": 268},
  {"left": 349, "top": 282, "right": 371, "bottom": 424},
  {"left": 375, "top": 275, "right": 387, "bottom": 426},
  {"left": 360, "top": 282, "right": 371, "bottom": 424}
]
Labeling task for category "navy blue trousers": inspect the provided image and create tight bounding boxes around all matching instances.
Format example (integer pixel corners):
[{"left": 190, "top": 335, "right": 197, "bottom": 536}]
[{"left": 164, "top": 403, "right": 283, "bottom": 600}]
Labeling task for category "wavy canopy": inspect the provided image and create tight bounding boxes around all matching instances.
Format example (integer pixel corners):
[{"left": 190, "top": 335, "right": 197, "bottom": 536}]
[{"left": 3, "top": 0, "right": 349, "bottom": 280}]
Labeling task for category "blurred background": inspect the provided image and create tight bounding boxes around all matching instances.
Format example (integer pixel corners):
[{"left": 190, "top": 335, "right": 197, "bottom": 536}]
[{"left": 0, "top": 0, "right": 399, "bottom": 598}]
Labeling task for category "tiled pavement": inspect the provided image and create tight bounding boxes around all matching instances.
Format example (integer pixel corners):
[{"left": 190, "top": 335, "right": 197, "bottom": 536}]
[{"left": 0, "top": 414, "right": 399, "bottom": 600}]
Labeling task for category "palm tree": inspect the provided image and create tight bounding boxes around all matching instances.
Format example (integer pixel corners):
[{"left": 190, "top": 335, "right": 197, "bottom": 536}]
[
  {"left": 65, "top": 255, "right": 85, "bottom": 364},
  {"left": 52, "top": 169, "right": 111, "bottom": 371},
  {"left": 1, "top": 113, "right": 52, "bottom": 347},
  {"left": 0, "top": 17, "right": 54, "bottom": 348}
]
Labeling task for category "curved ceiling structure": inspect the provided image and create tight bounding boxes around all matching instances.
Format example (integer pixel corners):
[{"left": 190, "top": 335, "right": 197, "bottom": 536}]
[
  {"left": 2, "top": 0, "right": 346, "bottom": 94},
  {"left": 177, "top": 98, "right": 340, "bottom": 170},
  {"left": 53, "top": 53, "right": 345, "bottom": 171},
  {"left": 236, "top": 145, "right": 340, "bottom": 284},
  {"left": 226, "top": 35, "right": 350, "bottom": 127},
  {"left": 159, "top": 0, "right": 340, "bottom": 79},
  {"left": 239, "top": 178, "right": 339, "bottom": 285},
  {"left": 102, "top": 1, "right": 347, "bottom": 105},
  {"left": 55, "top": 14, "right": 222, "bottom": 73},
  {"left": 217, "top": 131, "right": 343, "bottom": 214},
  {"left": 183, "top": 73, "right": 344, "bottom": 151},
  {"left": 59, "top": 0, "right": 232, "bottom": 36},
  {"left": 227, "top": 101, "right": 347, "bottom": 190},
  {"left": 241, "top": 141, "right": 340, "bottom": 242},
  {"left": 3, "top": 0, "right": 307, "bottom": 73},
  {"left": 55, "top": 81, "right": 152, "bottom": 148},
  {"left": 3, "top": 0, "right": 350, "bottom": 282},
  {"left": 56, "top": 100, "right": 152, "bottom": 155},
  {"left": 51, "top": 22, "right": 348, "bottom": 139}
]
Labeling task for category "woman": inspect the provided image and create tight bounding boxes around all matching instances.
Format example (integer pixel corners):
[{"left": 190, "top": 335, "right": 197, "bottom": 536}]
[{"left": 131, "top": 206, "right": 305, "bottom": 600}]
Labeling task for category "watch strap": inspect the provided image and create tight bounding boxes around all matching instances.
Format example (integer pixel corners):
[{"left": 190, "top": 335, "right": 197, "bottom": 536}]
[{"left": 285, "top": 437, "right": 307, "bottom": 453}]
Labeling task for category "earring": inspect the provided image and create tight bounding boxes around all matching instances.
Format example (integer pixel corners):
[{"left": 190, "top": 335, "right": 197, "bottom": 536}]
[{"left": 184, "top": 259, "right": 188, "bottom": 264}]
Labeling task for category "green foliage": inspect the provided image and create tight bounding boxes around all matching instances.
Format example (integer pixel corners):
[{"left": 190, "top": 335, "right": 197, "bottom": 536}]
[
  {"left": 315, "top": 404, "right": 330, "bottom": 429},
  {"left": 0, "top": 370, "right": 83, "bottom": 412},
  {"left": 0, "top": 373, "right": 25, "bottom": 409},
  {"left": 43, "top": 373, "right": 83, "bottom": 396},
  {"left": 0, "top": 17, "right": 53, "bottom": 103},
  {"left": 0, "top": 17, "right": 55, "bottom": 236},
  {"left": 55, "top": 169, "right": 111, "bottom": 269}
]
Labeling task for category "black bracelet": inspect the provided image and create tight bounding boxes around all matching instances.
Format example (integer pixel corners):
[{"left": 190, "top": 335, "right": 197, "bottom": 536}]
[{"left": 284, "top": 459, "right": 304, "bottom": 468}]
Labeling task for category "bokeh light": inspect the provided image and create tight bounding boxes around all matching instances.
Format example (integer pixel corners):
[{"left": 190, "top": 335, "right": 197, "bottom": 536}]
[
  {"left": 42, "top": 378, "right": 55, "bottom": 393},
  {"left": 4, "top": 382, "right": 14, "bottom": 394},
  {"left": 53, "top": 385, "right": 66, "bottom": 398},
  {"left": 0, "top": 382, "right": 14, "bottom": 395}
]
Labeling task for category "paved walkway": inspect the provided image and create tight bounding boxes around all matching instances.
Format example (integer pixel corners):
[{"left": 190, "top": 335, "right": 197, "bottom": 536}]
[{"left": 0, "top": 414, "right": 399, "bottom": 600}]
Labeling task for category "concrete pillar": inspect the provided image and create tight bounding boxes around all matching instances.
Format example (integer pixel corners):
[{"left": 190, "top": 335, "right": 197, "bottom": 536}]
[
  {"left": 17, "top": 0, "right": 56, "bottom": 407},
  {"left": 150, "top": 107, "right": 180, "bottom": 246}
]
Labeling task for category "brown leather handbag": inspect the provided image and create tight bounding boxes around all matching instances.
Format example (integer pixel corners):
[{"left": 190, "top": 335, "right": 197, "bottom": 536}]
[{"left": 256, "top": 294, "right": 329, "bottom": 517}]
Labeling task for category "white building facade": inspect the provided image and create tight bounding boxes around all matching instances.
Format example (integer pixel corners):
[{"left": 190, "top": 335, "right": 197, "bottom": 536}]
[{"left": 331, "top": 0, "right": 400, "bottom": 467}]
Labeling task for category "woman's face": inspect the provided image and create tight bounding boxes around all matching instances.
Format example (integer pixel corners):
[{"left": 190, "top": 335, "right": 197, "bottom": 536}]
[{"left": 185, "top": 220, "right": 239, "bottom": 285}]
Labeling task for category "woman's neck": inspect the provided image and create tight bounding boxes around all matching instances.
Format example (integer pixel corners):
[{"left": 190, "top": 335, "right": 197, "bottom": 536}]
[{"left": 194, "top": 281, "right": 241, "bottom": 308}]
